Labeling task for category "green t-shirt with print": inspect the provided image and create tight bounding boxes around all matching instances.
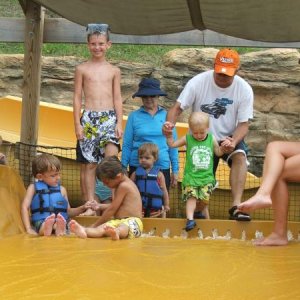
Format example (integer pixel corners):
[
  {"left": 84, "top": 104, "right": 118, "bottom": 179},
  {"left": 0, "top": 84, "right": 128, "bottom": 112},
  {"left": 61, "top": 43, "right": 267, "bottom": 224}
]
[{"left": 182, "top": 133, "right": 216, "bottom": 187}]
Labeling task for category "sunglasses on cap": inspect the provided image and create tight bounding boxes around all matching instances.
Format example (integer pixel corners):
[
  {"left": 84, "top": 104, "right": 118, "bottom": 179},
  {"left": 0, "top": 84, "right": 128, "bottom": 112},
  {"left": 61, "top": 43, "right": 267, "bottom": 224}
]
[{"left": 86, "top": 23, "right": 110, "bottom": 35}]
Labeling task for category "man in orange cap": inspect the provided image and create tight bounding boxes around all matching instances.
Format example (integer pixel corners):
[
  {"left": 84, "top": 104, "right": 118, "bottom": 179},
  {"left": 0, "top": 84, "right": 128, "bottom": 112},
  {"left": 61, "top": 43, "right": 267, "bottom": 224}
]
[{"left": 163, "top": 48, "right": 254, "bottom": 222}]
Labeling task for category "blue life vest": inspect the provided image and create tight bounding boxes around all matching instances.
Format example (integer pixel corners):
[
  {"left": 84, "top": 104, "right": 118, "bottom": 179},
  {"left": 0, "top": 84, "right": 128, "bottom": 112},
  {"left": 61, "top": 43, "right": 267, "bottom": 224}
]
[
  {"left": 135, "top": 167, "right": 163, "bottom": 217},
  {"left": 30, "top": 181, "right": 68, "bottom": 222}
]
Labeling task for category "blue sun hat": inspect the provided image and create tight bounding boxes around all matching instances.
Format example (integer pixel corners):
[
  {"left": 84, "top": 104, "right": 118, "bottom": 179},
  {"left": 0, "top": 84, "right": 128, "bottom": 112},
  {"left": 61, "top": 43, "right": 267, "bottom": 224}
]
[{"left": 132, "top": 78, "right": 167, "bottom": 98}]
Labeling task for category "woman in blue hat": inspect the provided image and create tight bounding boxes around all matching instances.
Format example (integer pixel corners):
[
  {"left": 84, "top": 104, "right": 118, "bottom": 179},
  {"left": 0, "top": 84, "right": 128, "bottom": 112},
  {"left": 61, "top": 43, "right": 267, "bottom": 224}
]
[{"left": 121, "top": 78, "right": 179, "bottom": 195}]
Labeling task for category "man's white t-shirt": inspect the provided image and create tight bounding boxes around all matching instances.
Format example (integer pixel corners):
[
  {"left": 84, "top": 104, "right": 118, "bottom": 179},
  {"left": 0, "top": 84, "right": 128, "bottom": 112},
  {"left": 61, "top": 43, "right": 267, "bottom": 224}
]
[{"left": 178, "top": 70, "right": 254, "bottom": 141}]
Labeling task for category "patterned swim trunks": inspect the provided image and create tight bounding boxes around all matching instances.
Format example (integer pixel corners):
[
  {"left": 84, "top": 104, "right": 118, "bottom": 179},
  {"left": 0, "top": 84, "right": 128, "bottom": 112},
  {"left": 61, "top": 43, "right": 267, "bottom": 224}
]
[
  {"left": 78, "top": 110, "right": 120, "bottom": 163},
  {"left": 182, "top": 183, "right": 215, "bottom": 204},
  {"left": 105, "top": 217, "right": 143, "bottom": 239}
]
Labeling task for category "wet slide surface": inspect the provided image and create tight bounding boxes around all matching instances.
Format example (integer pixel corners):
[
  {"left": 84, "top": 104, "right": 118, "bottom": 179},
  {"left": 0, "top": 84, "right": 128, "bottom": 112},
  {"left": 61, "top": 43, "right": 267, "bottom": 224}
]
[
  {"left": 1, "top": 165, "right": 300, "bottom": 299},
  {"left": 1, "top": 234, "right": 300, "bottom": 300}
]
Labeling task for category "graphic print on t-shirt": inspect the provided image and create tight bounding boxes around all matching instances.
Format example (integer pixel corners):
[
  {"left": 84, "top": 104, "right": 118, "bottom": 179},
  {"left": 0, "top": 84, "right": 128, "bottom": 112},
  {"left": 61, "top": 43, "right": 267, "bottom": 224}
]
[
  {"left": 190, "top": 145, "right": 212, "bottom": 171},
  {"left": 201, "top": 98, "right": 233, "bottom": 119}
]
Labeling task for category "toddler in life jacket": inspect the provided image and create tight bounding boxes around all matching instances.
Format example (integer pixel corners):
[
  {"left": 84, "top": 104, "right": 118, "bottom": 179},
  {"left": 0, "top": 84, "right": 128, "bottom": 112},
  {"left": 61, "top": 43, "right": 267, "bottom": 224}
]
[
  {"left": 21, "top": 153, "right": 93, "bottom": 236},
  {"left": 130, "top": 143, "right": 170, "bottom": 218}
]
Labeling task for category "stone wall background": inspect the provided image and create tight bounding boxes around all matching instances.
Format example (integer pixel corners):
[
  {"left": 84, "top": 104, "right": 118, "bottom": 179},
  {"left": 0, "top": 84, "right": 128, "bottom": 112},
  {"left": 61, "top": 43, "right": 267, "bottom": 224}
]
[{"left": 0, "top": 48, "right": 299, "bottom": 175}]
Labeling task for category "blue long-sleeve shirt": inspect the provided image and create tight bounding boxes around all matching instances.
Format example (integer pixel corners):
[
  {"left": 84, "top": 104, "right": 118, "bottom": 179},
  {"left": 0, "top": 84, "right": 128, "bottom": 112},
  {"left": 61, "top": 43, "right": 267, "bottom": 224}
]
[{"left": 121, "top": 106, "right": 179, "bottom": 174}]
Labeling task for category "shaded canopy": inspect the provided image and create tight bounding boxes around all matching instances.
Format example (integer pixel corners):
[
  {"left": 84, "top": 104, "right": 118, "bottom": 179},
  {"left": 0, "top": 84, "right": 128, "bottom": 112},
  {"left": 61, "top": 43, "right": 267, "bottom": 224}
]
[{"left": 32, "top": 0, "right": 300, "bottom": 42}]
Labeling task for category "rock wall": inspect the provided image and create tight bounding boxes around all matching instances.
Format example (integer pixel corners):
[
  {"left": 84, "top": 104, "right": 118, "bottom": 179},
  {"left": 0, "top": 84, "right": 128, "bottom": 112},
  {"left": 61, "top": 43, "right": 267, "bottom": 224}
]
[{"left": 0, "top": 48, "right": 299, "bottom": 175}]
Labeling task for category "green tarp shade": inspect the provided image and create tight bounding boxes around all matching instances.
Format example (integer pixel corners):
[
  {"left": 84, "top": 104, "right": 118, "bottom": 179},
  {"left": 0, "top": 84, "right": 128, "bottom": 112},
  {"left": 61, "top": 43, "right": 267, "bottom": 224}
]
[{"left": 31, "top": 0, "right": 300, "bottom": 42}]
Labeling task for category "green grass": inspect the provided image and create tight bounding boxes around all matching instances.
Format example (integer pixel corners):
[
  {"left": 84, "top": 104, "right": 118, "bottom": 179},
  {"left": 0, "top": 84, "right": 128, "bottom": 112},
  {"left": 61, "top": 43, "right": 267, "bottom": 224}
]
[
  {"left": 0, "top": 42, "right": 261, "bottom": 66},
  {"left": 0, "top": 42, "right": 194, "bottom": 65}
]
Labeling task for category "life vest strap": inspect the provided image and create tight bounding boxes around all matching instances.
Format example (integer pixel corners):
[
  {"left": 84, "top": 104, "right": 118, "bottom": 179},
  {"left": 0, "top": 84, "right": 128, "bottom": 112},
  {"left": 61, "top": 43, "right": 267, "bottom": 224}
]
[
  {"left": 36, "top": 188, "right": 60, "bottom": 194},
  {"left": 31, "top": 207, "right": 67, "bottom": 214},
  {"left": 140, "top": 191, "right": 163, "bottom": 200},
  {"left": 135, "top": 175, "right": 157, "bottom": 181}
]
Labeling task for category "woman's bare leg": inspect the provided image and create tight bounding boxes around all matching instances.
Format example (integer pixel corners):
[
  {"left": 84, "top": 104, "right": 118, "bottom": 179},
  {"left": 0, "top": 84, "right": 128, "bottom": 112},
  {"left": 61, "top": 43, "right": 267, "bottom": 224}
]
[
  {"left": 255, "top": 153, "right": 300, "bottom": 246},
  {"left": 239, "top": 141, "right": 300, "bottom": 212}
]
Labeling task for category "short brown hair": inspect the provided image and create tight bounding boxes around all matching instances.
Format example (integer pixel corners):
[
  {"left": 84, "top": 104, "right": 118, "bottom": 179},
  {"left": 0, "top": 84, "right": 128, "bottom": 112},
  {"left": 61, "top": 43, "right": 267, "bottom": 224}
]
[
  {"left": 32, "top": 154, "right": 61, "bottom": 177},
  {"left": 96, "top": 156, "right": 124, "bottom": 180},
  {"left": 138, "top": 143, "right": 159, "bottom": 161}
]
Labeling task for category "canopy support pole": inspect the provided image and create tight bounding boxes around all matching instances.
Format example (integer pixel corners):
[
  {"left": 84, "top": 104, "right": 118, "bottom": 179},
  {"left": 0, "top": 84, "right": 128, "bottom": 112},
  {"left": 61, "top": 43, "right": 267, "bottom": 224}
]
[{"left": 20, "top": 0, "right": 45, "bottom": 185}]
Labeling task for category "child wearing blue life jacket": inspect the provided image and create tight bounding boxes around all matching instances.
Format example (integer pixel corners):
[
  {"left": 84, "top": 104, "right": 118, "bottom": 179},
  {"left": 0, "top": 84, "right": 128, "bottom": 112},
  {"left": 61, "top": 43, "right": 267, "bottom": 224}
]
[
  {"left": 21, "top": 153, "right": 93, "bottom": 236},
  {"left": 130, "top": 143, "right": 170, "bottom": 218},
  {"left": 166, "top": 112, "right": 223, "bottom": 231}
]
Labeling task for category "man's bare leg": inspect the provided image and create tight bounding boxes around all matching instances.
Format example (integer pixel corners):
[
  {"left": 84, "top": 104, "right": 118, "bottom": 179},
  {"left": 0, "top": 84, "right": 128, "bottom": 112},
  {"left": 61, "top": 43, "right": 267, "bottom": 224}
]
[
  {"left": 55, "top": 213, "right": 67, "bottom": 236},
  {"left": 41, "top": 214, "right": 56, "bottom": 236},
  {"left": 230, "top": 153, "right": 247, "bottom": 207}
]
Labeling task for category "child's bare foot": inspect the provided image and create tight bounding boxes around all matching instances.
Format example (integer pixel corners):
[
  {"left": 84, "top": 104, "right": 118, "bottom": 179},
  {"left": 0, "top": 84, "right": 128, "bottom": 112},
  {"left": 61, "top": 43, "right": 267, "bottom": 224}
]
[
  {"left": 80, "top": 207, "right": 96, "bottom": 216},
  {"left": 43, "top": 214, "right": 56, "bottom": 236},
  {"left": 55, "top": 213, "right": 67, "bottom": 236},
  {"left": 238, "top": 194, "right": 272, "bottom": 213},
  {"left": 253, "top": 232, "right": 288, "bottom": 246},
  {"left": 69, "top": 220, "right": 87, "bottom": 238},
  {"left": 104, "top": 226, "right": 120, "bottom": 240}
]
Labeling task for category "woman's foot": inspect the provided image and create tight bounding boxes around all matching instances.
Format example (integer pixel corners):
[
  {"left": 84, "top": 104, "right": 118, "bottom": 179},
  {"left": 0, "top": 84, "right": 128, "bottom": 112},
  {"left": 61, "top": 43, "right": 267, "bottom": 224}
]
[
  {"left": 238, "top": 195, "right": 272, "bottom": 213},
  {"left": 253, "top": 232, "right": 288, "bottom": 246},
  {"left": 43, "top": 214, "right": 56, "bottom": 236},
  {"left": 55, "top": 213, "right": 67, "bottom": 236},
  {"left": 69, "top": 220, "right": 87, "bottom": 238}
]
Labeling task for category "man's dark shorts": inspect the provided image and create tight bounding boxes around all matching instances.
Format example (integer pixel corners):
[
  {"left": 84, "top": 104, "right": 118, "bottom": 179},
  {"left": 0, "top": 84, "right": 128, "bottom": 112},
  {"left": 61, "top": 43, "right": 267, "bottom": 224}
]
[{"left": 213, "top": 139, "right": 249, "bottom": 174}]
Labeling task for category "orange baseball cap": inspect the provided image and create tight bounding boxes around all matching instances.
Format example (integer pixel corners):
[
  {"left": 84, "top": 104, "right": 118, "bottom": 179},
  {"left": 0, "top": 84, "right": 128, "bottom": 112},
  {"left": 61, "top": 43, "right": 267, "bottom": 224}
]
[{"left": 214, "top": 48, "right": 240, "bottom": 76}]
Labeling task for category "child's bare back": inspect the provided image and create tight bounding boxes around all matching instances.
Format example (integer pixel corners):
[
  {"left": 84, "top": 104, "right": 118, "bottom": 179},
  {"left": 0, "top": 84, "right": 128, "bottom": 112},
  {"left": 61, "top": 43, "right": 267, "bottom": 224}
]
[{"left": 113, "top": 176, "right": 142, "bottom": 219}]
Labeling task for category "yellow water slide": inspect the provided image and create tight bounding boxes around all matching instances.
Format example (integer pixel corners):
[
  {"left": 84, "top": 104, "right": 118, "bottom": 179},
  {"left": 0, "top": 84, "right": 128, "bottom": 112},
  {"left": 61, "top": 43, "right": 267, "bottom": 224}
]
[
  {"left": 0, "top": 95, "right": 261, "bottom": 189},
  {"left": 0, "top": 164, "right": 300, "bottom": 299}
]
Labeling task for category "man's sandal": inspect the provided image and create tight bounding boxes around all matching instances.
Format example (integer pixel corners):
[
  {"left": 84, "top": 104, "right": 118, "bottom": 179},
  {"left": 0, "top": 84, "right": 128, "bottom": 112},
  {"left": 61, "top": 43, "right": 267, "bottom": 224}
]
[{"left": 228, "top": 206, "right": 251, "bottom": 221}]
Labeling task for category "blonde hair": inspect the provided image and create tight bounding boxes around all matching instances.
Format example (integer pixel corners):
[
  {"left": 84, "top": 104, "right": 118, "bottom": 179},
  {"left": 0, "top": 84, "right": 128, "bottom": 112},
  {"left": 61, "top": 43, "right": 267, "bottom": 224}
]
[
  {"left": 188, "top": 112, "right": 210, "bottom": 129},
  {"left": 138, "top": 143, "right": 159, "bottom": 161},
  {"left": 96, "top": 156, "right": 125, "bottom": 180},
  {"left": 32, "top": 154, "right": 61, "bottom": 177}
]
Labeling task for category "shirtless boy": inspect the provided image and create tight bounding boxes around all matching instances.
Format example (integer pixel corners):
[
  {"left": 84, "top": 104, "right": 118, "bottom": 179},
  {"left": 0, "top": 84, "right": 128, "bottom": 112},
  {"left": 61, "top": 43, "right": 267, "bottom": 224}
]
[
  {"left": 70, "top": 156, "right": 143, "bottom": 240},
  {"left": 73, "top": 23, "right": 123, "bottom": 215}
]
